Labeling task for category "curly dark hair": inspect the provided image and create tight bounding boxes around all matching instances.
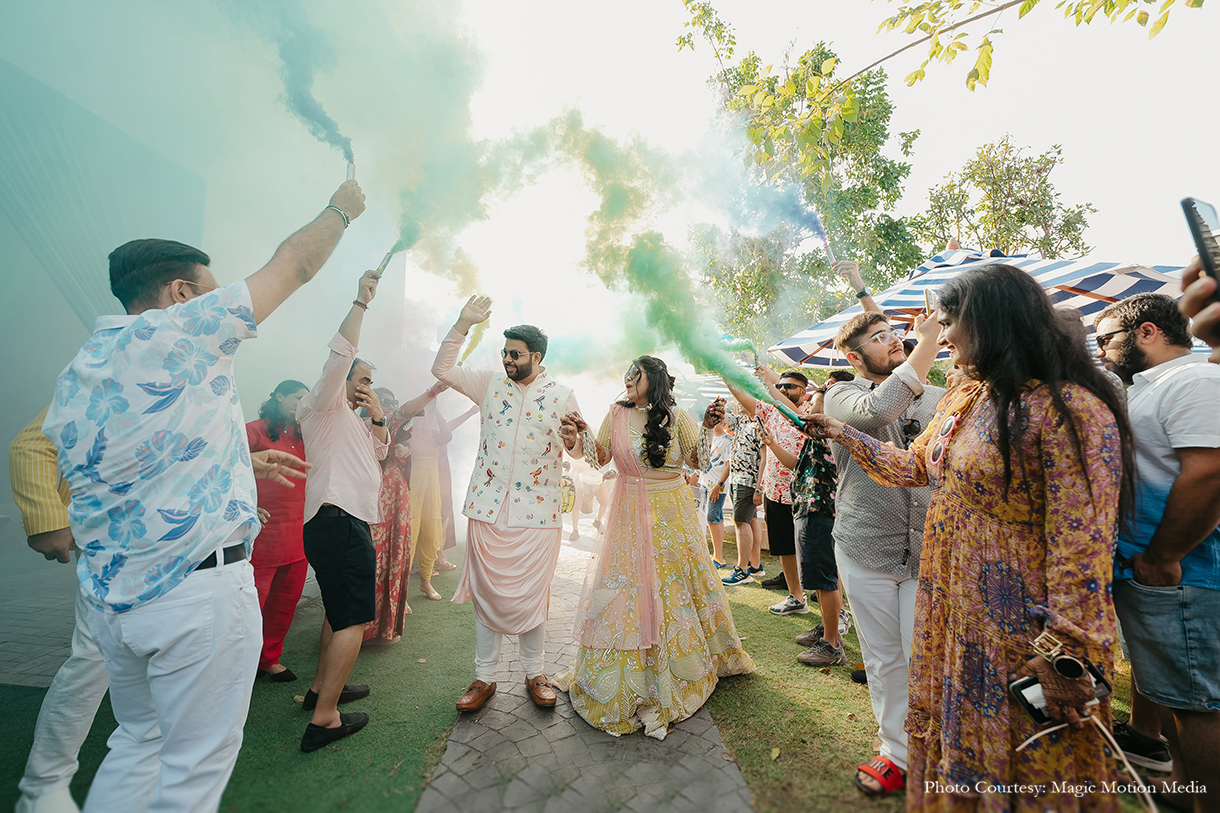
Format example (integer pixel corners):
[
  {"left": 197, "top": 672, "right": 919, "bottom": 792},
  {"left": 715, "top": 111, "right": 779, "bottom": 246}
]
[
  {"left": 937, "top": 264, "right": 1135, "bottom": 523},
  {"left": 257, "top": 380, "right": 308, "bottom": 442},
  {"left": 617, "top": 356, "right": 677, "bottom": 469},
  {"left": 1093, "top": 293, "right": 1194, "bottom": 349}
]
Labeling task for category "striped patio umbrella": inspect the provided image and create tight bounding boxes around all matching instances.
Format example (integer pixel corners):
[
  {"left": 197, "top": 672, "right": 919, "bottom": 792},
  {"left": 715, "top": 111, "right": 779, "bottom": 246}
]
[{"left": 767, "top": 250, "right": 1197, "bottom": 368}]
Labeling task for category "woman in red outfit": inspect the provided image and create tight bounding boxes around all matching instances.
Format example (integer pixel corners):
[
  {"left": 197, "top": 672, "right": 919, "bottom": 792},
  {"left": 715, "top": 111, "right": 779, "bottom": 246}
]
[
  {"left": 247, "top": 380, "right": 311, "bottom": 681},
  {"left": 363, "top": 383, "right": 448, "bottom": 642}
]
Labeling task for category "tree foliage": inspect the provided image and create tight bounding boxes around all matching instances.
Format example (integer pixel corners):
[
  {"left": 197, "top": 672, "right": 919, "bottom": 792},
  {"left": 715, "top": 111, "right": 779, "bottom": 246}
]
[
  {"left": 679, "top": 6, "right": 926, "bottom": 348},
  {"left": 911, "top": 136, "right": 1095, "bottom": 258},
  {"left": 879, "top": 0, "right": 1203, "bottom": 91}
]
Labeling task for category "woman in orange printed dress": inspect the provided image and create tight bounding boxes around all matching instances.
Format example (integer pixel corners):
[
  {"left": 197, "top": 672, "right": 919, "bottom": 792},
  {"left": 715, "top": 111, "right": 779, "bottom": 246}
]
[
  {"left": 363, "top": 382, "right": 447, "bottom": 643},
  {"left": 808, "top": 264, "right": 1136, "bottom": 811}
]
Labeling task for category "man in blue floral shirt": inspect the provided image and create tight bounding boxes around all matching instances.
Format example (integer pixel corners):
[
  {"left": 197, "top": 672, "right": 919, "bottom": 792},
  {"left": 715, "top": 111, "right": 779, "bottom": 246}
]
[{"left": 43, "top": 179, "right": 364, "bottom": 811}]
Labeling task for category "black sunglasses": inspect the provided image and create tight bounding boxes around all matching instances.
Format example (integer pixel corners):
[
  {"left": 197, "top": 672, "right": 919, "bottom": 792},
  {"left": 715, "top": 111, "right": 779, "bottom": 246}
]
[
  {"left": 501, "top": 348, "right": 533, "bottom": 361},
  {"left": 902, "top": 418, "right": 922, "bottom": 448},
  {"left": 776, "top": 382, "right": 804, "bottom": 391}
]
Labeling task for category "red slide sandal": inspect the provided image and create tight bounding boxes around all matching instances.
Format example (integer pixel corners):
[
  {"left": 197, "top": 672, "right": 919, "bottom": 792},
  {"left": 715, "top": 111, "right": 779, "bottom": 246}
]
[{"left": 854, "top": 755, "right": 906, "bottom": 798}]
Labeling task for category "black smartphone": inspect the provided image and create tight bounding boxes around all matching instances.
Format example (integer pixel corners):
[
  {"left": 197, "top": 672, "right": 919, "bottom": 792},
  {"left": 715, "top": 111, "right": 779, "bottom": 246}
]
[
  {"left": 1008, "top": 659, "right": 1113, "bottom": 726},
  {"left": 1182, "top": 197, "right": 1220, "bottom": 301}
]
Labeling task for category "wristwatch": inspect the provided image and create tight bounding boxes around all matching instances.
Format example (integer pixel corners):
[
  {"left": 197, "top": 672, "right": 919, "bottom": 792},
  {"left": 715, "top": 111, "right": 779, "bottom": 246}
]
[
  {"left": 370, "top": 417, "right": 386, "bottom": 427},
  {"left": 856, "top": 287, "right": 870, "bottom": 299}
]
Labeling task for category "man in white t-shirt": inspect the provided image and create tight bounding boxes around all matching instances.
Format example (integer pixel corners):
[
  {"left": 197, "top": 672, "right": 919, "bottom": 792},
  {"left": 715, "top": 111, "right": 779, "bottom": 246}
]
[{"left": 1095, "top": 293, "right": 1220, "bottom": 809}]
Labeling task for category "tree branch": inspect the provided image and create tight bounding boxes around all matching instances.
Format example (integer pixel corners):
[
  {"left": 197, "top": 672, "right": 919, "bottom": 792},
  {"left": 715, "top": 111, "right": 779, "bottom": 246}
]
[{"left": 837, "top": 0, "right": 1027, "bottom": 88}]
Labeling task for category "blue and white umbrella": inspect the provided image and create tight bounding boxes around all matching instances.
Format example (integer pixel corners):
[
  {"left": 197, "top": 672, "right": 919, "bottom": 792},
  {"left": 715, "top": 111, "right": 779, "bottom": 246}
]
[{"left": 768, "top": 250, "right": 1199, "bottom": 368}]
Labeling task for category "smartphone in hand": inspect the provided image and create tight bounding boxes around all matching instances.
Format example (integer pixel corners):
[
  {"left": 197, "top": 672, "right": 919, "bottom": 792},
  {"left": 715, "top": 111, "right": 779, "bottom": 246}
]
[{"left": 1182, "top": 197, "right": 1220, "bottom": 302}]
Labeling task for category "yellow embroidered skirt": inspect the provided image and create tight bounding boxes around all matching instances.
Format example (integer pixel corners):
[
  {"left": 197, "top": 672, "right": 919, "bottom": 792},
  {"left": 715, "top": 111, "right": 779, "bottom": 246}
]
[{"left": 555, "top": 476, "right": 755, "bottom": 738}]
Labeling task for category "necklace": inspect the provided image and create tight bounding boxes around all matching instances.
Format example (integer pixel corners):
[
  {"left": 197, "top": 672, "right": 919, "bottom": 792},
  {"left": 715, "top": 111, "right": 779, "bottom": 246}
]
[{"left": 634, "top": 403, "right": 650, "bottom": 412}]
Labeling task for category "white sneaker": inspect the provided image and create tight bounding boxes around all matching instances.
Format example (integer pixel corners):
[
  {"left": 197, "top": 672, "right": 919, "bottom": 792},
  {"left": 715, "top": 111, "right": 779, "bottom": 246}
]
[{"left": 769, "top": 595, "right": 809, "bottom": 615}]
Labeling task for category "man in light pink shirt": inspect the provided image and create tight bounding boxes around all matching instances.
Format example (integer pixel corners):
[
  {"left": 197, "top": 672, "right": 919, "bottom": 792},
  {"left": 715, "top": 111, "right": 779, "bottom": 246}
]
[{"left": 295, "top": 269, "right": 388, "bottom": 753}]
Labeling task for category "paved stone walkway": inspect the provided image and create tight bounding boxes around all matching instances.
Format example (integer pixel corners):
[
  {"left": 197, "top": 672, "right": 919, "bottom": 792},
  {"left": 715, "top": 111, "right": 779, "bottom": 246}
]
[{"left": 417, "top": 514, "right": 753, "bottom": 813}]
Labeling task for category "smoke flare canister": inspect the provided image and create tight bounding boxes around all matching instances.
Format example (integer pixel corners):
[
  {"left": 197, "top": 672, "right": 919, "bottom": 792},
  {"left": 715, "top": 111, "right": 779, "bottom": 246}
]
[
  {"left": 346, "top": 160, "right": 356, "bottom": 181},
  {"left": 375, "top": 252, "right": 393, "bottom": 275}
]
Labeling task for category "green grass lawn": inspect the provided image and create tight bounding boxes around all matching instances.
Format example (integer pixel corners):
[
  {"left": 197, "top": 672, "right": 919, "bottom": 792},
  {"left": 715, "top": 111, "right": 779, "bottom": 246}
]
[
  {"left": 1, "top": 554, "right": 471, "bottom": 812},
  {"left": 1, "top": 540, "right": 1147, "bottom": 812},
  {"left": 708, "top": 543, "right": 1144, "bottom": 813}
]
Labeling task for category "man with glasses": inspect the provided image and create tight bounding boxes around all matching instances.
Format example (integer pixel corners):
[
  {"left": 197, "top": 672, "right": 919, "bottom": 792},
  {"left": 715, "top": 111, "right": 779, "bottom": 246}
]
[
  {"left": 722, "top": 368, "right": 811, "bottom": 617},
  {"left": 42, "top": 179, "right": 363, "bottom": 809},
  {"left": 1094, "top": 293, "right": 1220, "bottom": 809},
  {"left": 432, "top": 296, "right": 585, "bottom": 713},
  {"left": 823, "top": 307, "right": 943, "bottom": 796}
]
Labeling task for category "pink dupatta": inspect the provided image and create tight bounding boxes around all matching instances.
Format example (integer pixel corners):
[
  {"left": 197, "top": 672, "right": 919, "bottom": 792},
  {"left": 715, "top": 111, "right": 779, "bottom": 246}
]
[{"left": 572, "top": 405, "right": 663, "bottom": 650}]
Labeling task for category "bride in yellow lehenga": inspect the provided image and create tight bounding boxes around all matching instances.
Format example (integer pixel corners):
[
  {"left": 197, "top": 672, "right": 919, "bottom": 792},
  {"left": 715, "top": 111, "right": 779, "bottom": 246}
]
[{"left": 555, "top": 356, "right": 755, "bottom": 739}]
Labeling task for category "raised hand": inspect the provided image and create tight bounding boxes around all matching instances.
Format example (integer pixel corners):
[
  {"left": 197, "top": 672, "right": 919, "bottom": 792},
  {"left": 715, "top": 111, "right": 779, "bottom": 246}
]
[
  {"left": 1180, "top": 256, "right": 1220, "bottom": 364},
  {"left": 703, "top": 397, "right": 726, "bottom": 429},
  {"left": 913, "top": 311, "right": 939, "bottom": 344},
  {"left": 457, "top": 295, "right": 493, "bottom": 333},
  {"left": 355, "top": 384, "right": 383, "bottom": 421},
  {"left": 834, "top": 259, "right": 865, "bottom": 291},
  {"left": 329, "top": 179, "right": 367, "bottom": 222},
  {"left": 251, "top": 449, "right": 310, "bottom": 487},
  {"left": 802, "top": 413, "right": 845, "bottom": 440},
  {"left": 357, "top": 269, "right": 381, "bottom": 305}
]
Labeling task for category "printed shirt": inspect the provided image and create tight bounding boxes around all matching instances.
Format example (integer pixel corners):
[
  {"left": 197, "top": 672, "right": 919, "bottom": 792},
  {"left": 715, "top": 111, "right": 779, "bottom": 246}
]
[
  {"left": 1116, "top": 354, "right": 1220, "bottom": 589},
  {"left": 724, "top": 412, "right": 762, "bottom": 488},
  {"left": 700, "top": 433, "right": 732, "bottom": 489},
  {"left": 296, "top": 333, "right": 389, "bottom": 525},
  {"left": 790, "top": 436, "right": 837, "bottom": 519},
  {"left": 756, "top": 402, "right": 806, "bottom": 505},
  {"left": 44, "top": 282, "right": 259, "bottom": 613}
]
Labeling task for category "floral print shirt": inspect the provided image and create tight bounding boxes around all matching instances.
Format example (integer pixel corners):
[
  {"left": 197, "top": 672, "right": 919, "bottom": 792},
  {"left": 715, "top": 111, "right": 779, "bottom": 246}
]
[
  {"left": 756, "top": 402, "right": 806, "bottom": 505},
  {"left": 45, "top": 282, "right": 259, "bottom": 613},
  {"left": 790, "top": 436, "right": 837, "bottom": 519},
  {"left": 724, "top": 411, "right": 762, "bottom": 488}
]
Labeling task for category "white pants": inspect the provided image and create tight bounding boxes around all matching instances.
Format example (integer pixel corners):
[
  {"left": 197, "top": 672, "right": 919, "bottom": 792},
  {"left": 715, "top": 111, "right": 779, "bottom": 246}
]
[
  {"left": 84, "top": 558, "right": 261, "bottom": 813},
  {"left": 474, "top": 617, "right": 545, "bottom": 682},
  {"left": 17, "top": 587, "right": 110, "bottom": 813},
  {"left": 836, "top": 550, "right": 918, "bottom": 771}
]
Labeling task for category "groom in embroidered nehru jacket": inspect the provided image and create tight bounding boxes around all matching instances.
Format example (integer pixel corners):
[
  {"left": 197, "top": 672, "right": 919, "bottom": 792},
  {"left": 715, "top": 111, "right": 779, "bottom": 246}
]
[{"left": 432, "top": 295, "right": 585, "bottom": 712}]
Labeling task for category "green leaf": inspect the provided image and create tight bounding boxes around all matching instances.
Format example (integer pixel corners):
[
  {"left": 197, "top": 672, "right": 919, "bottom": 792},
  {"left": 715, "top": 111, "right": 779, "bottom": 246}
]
[
  {"left": 1149, "top": 10, "right": 1170, "bottom": 36},
  {"left": 770, "top": 748, "right": 781, "bottom": 761},
  {"left": 821, "top": 57, "right": 837, "bottom": 76},
  {"left": 752, "top": 90, "right": 767, "bottom": 107},
  {"left": 967, "top": 38, "right": 994, "bottom": 90},
  {"left": 805, "top": 76, "right": 822, "bottom": 96},
  {"left": 1137, "top": 8, "right": 1150, "bottom": 24},
  {"left": 1018, "top": 0, "right": 1038, "bottom": 18}
]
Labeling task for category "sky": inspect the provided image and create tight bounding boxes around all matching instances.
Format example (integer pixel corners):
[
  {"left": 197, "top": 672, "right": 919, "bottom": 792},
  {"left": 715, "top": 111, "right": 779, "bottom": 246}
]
[{"left": 2, "top": 0, "right": 1218, "bottom": 535}]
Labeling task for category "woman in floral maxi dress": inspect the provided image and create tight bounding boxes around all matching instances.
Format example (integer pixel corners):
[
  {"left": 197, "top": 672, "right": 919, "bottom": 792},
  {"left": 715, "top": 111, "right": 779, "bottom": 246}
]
[
  {"left": 556, "top": 356, "right": 755, "bottom": 739},
  {"left": 364, "top": 384, "right": 446, "bottom": 642},
  {"left": 809, "top": 265, "right": 1135, "bottom": 812}
]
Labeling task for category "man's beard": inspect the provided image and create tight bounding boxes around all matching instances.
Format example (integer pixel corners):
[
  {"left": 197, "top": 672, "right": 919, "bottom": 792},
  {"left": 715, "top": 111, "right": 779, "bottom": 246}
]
[
  {"left": 860, "top": 347, "right": 903, "bottom": 377},
  {"left": 506, "top": 360, "right": 534, "bottom": 381},
  {"left": 1108, "top": 334, "right": 1149, "bottom": 384}
]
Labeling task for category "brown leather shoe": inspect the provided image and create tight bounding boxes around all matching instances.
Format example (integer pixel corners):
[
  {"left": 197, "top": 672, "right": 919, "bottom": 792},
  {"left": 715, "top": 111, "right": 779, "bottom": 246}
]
[
  {"left": 525, "top": 674, "right": 557, "bottom": 708},
  {"left": 456, "top": 680, "right": 496, "bottom": 712}
]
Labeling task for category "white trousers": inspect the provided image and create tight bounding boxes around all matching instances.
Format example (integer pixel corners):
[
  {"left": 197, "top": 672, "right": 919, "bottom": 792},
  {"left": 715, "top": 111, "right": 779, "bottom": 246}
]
[
  {"left": 16, "top": 586, "right": 110, "bottom": 813},
  {"left": 83, "top": 558, "right": 261, "bottom": 813},
  {"left": 836, "top": 550, "right": 918, "bottom": 771},
  {"left": 474, "top": 616, "right": 545, "bottom": 682}
]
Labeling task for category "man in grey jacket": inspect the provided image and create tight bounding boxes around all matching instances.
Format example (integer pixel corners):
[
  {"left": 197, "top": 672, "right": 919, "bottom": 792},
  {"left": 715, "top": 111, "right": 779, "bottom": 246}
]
[{"left": 823, "top": 306, "right": 945, "bottom": 797}]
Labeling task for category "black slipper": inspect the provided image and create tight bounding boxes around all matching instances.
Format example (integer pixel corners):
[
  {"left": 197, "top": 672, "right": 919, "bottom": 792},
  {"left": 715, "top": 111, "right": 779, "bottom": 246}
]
[
  {"left": 259, "top": 667, "right": 298, "bottom": 683},
  {"left": 302, "top": 684, "right": 371, "bottom": 710},
  {"left": 300, "top": 712, "right": 369, "bottom": 753}
]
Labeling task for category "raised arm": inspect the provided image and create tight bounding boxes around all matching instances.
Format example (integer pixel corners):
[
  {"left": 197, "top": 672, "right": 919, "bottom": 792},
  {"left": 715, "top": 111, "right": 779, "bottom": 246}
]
[
  {"left": 245, "top": 181, "right": 367, "bottom": 324},
  {"left": 836, "top": 260, "right": 882, "bottom": 315},
  {"left": 448, "top": 404, "right": 481, "bottom": 432},
  {"left": 432, "top": 295, "right": 495, "bottom": 402}
]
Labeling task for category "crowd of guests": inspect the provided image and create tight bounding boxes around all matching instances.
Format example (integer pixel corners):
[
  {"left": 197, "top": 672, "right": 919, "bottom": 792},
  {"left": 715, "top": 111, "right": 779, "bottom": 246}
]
[{"left": 7, "top": 163, "right": 1220, "bottom": 812}]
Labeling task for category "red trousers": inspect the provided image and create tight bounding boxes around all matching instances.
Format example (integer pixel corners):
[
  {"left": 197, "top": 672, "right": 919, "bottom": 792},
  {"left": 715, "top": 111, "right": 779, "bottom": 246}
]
[{"left": 253, "top": 559, "right": 309, "bottom": 670}]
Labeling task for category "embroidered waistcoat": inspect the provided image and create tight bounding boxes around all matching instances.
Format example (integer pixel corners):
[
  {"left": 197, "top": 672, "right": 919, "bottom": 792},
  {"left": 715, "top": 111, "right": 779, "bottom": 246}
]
[{"left": 463, "top": 373, "right": 571, "bottom": 528}]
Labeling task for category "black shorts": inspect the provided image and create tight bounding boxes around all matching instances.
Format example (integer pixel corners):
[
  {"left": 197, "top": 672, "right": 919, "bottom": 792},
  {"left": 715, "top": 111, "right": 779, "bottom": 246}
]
[
  {"left": 303, "top": 511, "right": 376, "bottom": 632},
  {"left": 763, "top": 497, "right": 795, "bottom": 557},
  {"left": 795, "top": 512, "right": 839, "bottom": 591},
  {"left": 731, "top": 484, "right": 758, "bottom": 524}
]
